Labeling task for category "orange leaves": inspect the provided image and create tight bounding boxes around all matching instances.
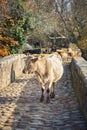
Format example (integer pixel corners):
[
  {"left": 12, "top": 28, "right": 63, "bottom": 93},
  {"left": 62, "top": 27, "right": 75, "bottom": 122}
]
[
  {"left": 0, "top": 35, "right": 19, "bottom": 57},
  {"left": 9, "top": 19, "right": 14, "bottom": 26},
  {"left": 0, "top": 50, "right": 9, "bottom": 56},
  {"left": 0, "top": 35, "right": 19, "bottom": 46},
  {"left": 77, "top": 39, "right": 87, "bottom": 51},
  {"left": 0, "top": 0, "right": 10, "bottom": 17},
  {"left": 0, "top": 43, "right": 9, "bottom": 56},
  {"left": 0, "top": 35, "right": 3, "bottom": 40},
  {"left": 24, "top": 1, "right": 32, "bottom": 8},
  {"left": 6, "top": 17, "right": 15, "bottom": 26},
  {"left": 0, "top": 0, "right": 9, "bottom": 3},
  {"left": 0, "top": 0, "right": 34, "bottom": 57},
  {"left": 24, "top": 1, "right": 36, "bottom": 11}
]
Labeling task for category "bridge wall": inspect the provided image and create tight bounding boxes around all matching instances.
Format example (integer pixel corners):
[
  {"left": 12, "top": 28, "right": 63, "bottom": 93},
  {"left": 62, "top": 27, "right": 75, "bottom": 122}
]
[
  {"left": 0, "top": 54, "right": 26, "bottom": 90},
  {"left": 71, "top": 57, "right": 87, "bottom": 118}
]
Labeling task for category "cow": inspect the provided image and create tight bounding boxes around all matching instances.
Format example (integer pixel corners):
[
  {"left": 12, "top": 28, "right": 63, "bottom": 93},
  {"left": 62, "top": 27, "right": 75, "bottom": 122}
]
[
  {"left": 56, "top": 49, "right": 68, "bottom": 62},
  {"left": 68, "top": 47, "right": 82, "bottom": 57},
  {"left": 23, "top": 54, "right": 63, "bottom": 103}
]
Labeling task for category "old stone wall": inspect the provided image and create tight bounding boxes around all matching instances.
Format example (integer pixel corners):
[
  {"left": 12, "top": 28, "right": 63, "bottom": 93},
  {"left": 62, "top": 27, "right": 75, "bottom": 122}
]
[
  {"left": 71, "top": 57, "right": 87, "bottom": 119},
  {"left": 0, "top": 54, "right": 26, "bottom": 90}
]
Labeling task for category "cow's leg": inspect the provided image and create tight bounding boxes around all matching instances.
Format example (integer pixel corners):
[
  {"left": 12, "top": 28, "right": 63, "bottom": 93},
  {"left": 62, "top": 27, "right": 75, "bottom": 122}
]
[
  {"left": 46, "top": 88, "right": 50, "bottom": 103},
  {"left": 40, "top": 86, "right": 45, "bottom": 102},
  {"left": 46, "top": 82, "right": 53, "bottom": 103},
  {"left": 50, "top": 82, "right": 55, "bottom": 98}
]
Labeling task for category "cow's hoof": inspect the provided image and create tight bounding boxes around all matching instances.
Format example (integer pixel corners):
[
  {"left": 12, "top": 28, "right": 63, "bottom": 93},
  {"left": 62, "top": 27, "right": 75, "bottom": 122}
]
[
  {"left": 40, "top": 96, "right": 44, "bottom": 102},
  {"left": 50, "top": 93, "right": 55, "bottom": 98}
]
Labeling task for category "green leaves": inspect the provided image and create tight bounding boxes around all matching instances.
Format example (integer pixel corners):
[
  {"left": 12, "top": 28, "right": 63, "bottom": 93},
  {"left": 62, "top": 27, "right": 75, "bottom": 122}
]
[{"left": 0, "top": 0, "right": 35, "bottom": 56}]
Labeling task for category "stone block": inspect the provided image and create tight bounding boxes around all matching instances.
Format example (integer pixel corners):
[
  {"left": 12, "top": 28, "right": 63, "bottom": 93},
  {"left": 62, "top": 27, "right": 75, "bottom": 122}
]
[
  {"left": 71, "top": 57, "right": 87, "bottom": 119},
  {"left": 0, "top": 54, "right": 26, "bottom": 90}
]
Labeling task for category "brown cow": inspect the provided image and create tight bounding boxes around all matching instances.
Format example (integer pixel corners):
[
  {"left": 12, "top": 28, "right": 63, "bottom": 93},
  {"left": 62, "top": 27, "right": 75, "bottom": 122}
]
[{"left": 23, "top": 54, "right": 63, "bottom": 103}]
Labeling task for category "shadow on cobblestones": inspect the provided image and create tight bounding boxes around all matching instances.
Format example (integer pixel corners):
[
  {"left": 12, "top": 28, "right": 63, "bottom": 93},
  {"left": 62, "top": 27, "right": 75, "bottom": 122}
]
[
  {"left": 15, "top": 78, "right": 29, "bottom": 83},
  {"left": 0, "top": 97, "right": 10, "bottom": 104},
  {"left": 0, "top": 63, "right": 87, "bottom": 130}
]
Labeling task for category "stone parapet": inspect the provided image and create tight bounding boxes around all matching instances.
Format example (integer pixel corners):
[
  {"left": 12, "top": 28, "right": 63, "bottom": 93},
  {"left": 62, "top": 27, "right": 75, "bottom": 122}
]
[
  {"left": 0, "top": 54, "right": 26, "bottom": 90},
  {"left": 71, "top": 57, "right": 87, "bottom": 119}
]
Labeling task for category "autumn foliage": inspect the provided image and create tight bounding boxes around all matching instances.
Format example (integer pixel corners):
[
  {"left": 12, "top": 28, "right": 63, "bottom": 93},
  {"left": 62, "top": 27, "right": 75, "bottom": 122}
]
[
  {"left": 0, "top": 0, "right": 18, "bottom": 57},
  {"left": 77, "top": 39, "right": 87, "bottom": 51},
  {"left": 0, "top": 0, "right": 34, "bottom": 57},
  {"left": 0, "top": 35, "right": 19, "bottom": 56}
]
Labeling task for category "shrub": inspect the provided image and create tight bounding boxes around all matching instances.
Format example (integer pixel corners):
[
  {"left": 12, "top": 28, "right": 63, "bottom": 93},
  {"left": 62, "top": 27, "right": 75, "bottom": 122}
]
[
  {"left": 77, "top": 39, "right": 87, "bottom": 59},
  {"left": 0, "top": 35, "right": 19, "bottom": 56}
]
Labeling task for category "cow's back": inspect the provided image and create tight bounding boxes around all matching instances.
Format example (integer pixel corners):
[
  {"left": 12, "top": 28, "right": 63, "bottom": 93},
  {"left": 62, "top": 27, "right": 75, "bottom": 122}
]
[
  {"left": 47, "top": 55, "right": 63, "bottom": 82},
  {"left": 36, "top": 54, "right": 63, "bottom": 85}
]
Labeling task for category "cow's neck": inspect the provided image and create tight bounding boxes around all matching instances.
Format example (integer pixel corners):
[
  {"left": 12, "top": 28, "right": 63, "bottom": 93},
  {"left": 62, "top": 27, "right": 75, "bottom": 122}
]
[{"left": 35, "top": 71, "right": 41, "bottom": 79}]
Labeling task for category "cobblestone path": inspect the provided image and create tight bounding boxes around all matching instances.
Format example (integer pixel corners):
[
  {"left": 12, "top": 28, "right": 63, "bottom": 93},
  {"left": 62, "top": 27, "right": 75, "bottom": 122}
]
[{"left": 0, "top": 62, "right": 87, "bottom": 130}]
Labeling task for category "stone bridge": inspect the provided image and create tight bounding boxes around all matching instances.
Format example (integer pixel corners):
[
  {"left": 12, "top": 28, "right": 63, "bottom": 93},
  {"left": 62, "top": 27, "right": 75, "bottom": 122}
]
[{"left": 0, "top": 54, "right": 87, "bottom": 130}]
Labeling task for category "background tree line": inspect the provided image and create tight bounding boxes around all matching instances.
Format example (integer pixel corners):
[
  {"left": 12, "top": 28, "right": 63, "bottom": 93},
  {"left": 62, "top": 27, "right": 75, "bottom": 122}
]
[{"left": 0, "top": 0, "right": 87, "bottom": 59}]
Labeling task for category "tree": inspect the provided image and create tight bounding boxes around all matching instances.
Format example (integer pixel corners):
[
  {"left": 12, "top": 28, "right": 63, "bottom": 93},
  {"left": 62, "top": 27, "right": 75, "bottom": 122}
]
[
  {"left": 55, "top": 0, "right": 74, "bottom": 38},
  {"left": 27, "top": 0, "right": 63, "bottom": 47},
  {"left": 0, "top": 0, "right": 35, "bottom": 56},
  {"left": 71, "top": 0, "right": 87, "bottom": 39},
  {"left": 71, "top": 0, "right": 87, "bottom": 59},
  {"left": 0, "top": 0, "right": 20, "bottom": 56}
]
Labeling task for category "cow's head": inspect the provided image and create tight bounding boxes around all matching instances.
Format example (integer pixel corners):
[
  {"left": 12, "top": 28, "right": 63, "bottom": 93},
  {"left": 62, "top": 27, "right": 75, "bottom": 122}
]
[{"left": 23, "top": 56, "right": 38, "bottom": 74}]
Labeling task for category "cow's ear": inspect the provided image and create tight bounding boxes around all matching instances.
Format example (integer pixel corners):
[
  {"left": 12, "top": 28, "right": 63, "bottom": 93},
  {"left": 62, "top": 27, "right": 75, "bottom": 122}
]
[{"left": 31, "top": 57, "right": 38, "bottom": 63}]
